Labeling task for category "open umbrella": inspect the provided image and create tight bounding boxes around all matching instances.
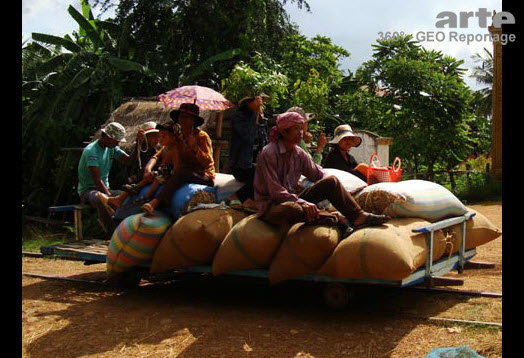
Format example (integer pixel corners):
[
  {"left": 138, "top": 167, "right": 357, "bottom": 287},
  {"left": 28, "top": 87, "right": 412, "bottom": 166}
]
[{"left": 158, "top": 85, "right": 234, "bottom": 111}]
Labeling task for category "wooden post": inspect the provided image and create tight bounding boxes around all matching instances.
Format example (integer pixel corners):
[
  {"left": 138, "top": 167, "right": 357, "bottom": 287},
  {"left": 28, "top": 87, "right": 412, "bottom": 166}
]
[{"left": 489, "top": 12, "right": 502, "bottom": 181}]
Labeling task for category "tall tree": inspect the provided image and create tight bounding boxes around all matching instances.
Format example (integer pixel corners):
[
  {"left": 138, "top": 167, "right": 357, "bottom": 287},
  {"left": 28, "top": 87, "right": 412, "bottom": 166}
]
[
  {"left": 22, "top": 0, "right": 162, "bottom": 215},
  {"left": 354, "top": 35, "right": 474, "bottom": 179}
]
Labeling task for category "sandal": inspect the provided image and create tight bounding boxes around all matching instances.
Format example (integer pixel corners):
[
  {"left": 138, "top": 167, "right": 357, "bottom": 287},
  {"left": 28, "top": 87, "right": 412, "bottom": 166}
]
[
  {"left": 226, "top": 199, "right": 242, "bottom": 209},
  {"left": 354, "top": 213, "right": 390, "bottom": 230},
  {"left": 96, "top": 192, "right": 115, "bottom": 217},
  {"left": 122, "top": 184, "right": 140, "bottom": 195}
]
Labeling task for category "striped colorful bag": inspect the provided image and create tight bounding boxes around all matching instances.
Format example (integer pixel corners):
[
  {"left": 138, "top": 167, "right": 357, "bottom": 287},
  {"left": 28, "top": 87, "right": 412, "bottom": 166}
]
[{"left": 106, "top": 212, "right": 173, "bottom": 278}]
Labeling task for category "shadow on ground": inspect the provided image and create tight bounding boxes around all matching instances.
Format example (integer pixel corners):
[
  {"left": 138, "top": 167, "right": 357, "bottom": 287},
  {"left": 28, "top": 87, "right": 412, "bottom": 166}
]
[{"left": 22, "top": 269, "right": 474, "bottom": 358}]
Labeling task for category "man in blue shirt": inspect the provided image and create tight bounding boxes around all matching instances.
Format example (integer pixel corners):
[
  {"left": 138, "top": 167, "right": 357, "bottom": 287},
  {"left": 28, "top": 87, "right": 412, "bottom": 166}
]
[{"left": 77, "top": 122, "right": 136, "bottom": 238}]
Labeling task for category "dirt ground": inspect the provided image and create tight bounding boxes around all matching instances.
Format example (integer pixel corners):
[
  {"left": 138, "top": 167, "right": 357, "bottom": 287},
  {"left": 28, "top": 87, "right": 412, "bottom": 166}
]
[{"left": 22, "top": 202, "right": 502, "bottom": 358}]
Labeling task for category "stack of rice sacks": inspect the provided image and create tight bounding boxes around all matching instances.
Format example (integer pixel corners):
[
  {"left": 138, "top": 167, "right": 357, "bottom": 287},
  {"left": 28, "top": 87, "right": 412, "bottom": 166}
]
[{"left": 108, "top": 171, "right": 501, "bottom": 285}]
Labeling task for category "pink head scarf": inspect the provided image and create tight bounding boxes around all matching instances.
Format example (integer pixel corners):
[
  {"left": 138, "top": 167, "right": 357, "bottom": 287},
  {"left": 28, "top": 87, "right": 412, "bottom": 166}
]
[{"left": 269, "top": 112, "right": 305, "bottom": 142}]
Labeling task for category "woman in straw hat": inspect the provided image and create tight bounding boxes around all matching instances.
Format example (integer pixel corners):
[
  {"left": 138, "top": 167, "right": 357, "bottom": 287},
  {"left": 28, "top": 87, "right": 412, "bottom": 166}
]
[
  {"left": 141, "top": 103, "right": 215, "bottom": 215},
  {"left": 322, "top": 124, "right": 369, "bottom": 182},
  {"left": 253, "top": 112, "right": 389, "bottom": 235}
]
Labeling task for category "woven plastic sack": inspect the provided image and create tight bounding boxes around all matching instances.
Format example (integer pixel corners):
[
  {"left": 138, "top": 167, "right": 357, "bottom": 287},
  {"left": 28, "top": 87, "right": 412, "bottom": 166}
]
[
  {"left": 268, "top": 223, "right": 340, "bottom": 284},
  {"left": 106, "top": 212, "right": 173, "bottom": 278},
  {"left": 426, "top": 345, "right": 485, "bottom": 358},
  {"left": 150, "top": 208, "right": 247, "bottom": 273},
  {"left": 355, "top": 180, "right": 468, "bottom": 222},
  {"left": 114, "top": 183, "right": 215, "bottom": 220},
  {"left": 214, "top": 173, "right": 245, "bottom": 202},
  {"left": 212, "top": 214, "right": 286, "bottom": 276},
  {"left": 319, "top": 218, "right": 447, "bottom": 281},
  {"left": 171, "top": 183, "right": 216, "bottom": 219},
  {"left": 299, "top": 168, "right": 367, "bottom": 193}
]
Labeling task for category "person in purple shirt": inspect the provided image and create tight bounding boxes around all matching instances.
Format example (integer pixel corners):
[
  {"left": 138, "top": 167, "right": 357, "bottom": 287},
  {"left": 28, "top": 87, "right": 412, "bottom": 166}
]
[{"left": 253, "top": 112, "right": 389, "bottom": 235}]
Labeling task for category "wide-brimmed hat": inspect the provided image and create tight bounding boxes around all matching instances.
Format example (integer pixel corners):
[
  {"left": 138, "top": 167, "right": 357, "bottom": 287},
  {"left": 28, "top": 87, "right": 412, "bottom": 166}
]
[
  {"left": 285, "top": 106, "right": 315, "bottom": 122},
  {"left": 238, "top": 92, "right": 271, "bottom": 107},
  {"left": 169, "top": 103, "right": 205, "bottom": 127},
  {"left": 155, "top": 119, "right": 175, "bottom": 133},
  {"left": 329, "top": 124, "right": 362, "bottom": 147},
  {"left": 139, "top": 121, "right": 159, "bottom": 135},
  {"left": 101, "top": 122, "right": 126, "bottom": 142}
]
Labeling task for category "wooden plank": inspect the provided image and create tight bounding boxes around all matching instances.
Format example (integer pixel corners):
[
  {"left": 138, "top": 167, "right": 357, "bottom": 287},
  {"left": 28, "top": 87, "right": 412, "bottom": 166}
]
[
  {"left": 464, "top": 260, "right": 496, "bottom": 269},
  {"left": 427, "top": 317, "right": 502, "bottom": 328},
  {"left": 425, "top": 276, "right": 464, "bottom": 287}
]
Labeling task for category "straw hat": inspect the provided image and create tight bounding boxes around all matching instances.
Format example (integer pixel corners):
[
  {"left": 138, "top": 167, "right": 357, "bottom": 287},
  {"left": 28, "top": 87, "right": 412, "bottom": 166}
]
[
  {"left": 238, "top": 92, "right": 271, "bottom": 107},
  {"left": 329, "top": 124, "right": 362, "bottom": 147},
  {"left": 139, "top": 121, "right": 159, "bottom": 135},
  {"left": 285, "top": 106, "right": 315, "bottom": 122}
]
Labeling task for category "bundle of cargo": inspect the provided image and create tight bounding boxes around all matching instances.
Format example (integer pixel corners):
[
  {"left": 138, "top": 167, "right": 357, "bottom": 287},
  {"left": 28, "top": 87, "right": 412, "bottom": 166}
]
[
  {"left": 355, "top": 180, "right": 468, "bottom": 222},
  {"left": 212, "top": 214, "right": 287, "bottom": 276},
  {"left": 106, "top": 212, "right": 173, "bottom": 279},
  {"left": 318, "top": 218, "right": 448, "bottom": 281},
  {"left": 150, "top": 208, "right": 247, "bottom": 273},
  {"left": 114, "top": 182, "right": 216, "bottom": 221},
  {"left": 268, "top": 223, "right": 341, "bottom": 284}
]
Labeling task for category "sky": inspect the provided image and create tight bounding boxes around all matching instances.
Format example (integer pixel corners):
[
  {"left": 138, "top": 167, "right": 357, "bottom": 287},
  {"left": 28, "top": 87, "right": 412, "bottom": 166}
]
[{"left": 22, "top": 0, "right": 503, "bottom": 91}]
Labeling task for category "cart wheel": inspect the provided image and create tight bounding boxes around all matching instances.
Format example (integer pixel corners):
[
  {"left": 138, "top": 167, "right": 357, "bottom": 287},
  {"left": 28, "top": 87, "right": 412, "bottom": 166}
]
[{"left": 323, "top": 283, "right": 352, "bottom": 309}]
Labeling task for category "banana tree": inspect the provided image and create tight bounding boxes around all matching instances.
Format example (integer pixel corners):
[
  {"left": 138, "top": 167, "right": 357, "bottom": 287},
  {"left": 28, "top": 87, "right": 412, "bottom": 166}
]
[{"left": 22, "top": 0, "right": 164, "bottom": 215}]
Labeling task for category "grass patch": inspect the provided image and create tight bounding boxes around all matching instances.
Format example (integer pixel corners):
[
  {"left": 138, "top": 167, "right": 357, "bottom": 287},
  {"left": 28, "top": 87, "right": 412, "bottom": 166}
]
[{"left": 22, "top": 211, "right": 107, "bottom": 252}]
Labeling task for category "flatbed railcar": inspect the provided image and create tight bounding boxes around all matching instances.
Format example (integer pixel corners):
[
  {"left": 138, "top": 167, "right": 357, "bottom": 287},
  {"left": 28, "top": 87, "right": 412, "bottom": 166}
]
[{"left": 39, "top": 212, "right": 478, "bottom": 308}]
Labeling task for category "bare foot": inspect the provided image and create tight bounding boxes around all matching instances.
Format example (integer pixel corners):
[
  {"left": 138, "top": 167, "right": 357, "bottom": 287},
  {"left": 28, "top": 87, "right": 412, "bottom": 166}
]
[
  {"left": 141, "top": 198, "right": 160, "bottom": 216},
  {"left": 107, "top": 196, "right": 124, "bottom": 209}
]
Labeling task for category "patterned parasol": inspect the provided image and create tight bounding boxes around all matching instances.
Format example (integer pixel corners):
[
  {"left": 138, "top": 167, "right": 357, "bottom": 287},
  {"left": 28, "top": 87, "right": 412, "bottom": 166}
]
[{"left": 158, "top": 85, "right": 234, "bottom": 111}]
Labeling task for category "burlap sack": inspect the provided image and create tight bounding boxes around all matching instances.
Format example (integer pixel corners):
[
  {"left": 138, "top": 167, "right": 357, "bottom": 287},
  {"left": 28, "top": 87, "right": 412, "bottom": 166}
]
[
  {"left": 150, "top": 208, "right": 247, "bottom": 274},
  {"left": 212, "top": 215, "right": 286, "bottom": 276},
  {"left": 268, "top": 223, "right": 341, "bottom": 284},
  {"left": 318, "top": 218, "right": 448, "bottom": 281},
  {"left": 443, "top": 208, "right": 502, "bottom": 254}
]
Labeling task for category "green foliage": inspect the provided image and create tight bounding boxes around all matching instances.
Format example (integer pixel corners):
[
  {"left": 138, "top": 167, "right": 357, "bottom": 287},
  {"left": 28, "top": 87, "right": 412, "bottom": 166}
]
[
  {"left": 22, "top": 0, "right": 164, "bottom": 215},
  {"left": 221, "top": 53, "right": 289, "bottom": 110},
  {"left": 351, "top": 35, "right": 475, "bottom": 179}
]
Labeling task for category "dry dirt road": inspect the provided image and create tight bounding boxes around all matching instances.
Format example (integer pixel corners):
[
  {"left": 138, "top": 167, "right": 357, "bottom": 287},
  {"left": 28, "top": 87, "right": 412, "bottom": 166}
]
[{"left": 22, "top": 202, "right": 502, "bottom": 358}]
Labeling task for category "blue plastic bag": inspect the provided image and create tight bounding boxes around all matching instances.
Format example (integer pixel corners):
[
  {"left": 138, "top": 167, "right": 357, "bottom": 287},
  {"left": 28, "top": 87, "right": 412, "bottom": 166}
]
[
  {"left": 426, "top": 345, "right": 485, "bottom": 358},
  {"left": 170, "top": 183, "right": 216, "bottom": 219},
  {"left": 114, "top": 183, "right": 216, "bottom": 221}
]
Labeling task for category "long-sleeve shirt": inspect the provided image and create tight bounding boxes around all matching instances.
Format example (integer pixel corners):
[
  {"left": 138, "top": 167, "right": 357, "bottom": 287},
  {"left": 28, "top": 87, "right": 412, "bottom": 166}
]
[
  {"left": 229, "top": 107, "right": 258, "bottom": 169},
  {"left": 176, "top": 129, "right": 215, "bottom": 180},
  {"left": 254, "top": 140, "right": 326, "bottom": 213},
  {"left": 322, "top": 147, "right": 366, "bottom": 182}
]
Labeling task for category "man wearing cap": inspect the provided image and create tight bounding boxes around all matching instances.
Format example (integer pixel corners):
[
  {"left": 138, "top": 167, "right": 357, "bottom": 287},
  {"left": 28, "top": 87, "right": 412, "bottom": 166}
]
[
  {"left": 322, "top": 124, "right": 369, "bottom": 182},
  {"left": 253, "top": 112, "right": 389, "bottom": 235},
  {"left": 77, "top": 122, "right": 137, "bottom": 238},
  {"left": 226, "top": 94, "right": 268, "bottom": 210},
  {"left": 141, "top": 103, "right": 215, "bottom": 215},
  {"left": 285, "top": 107, "right": 327, "bottom": 165}
]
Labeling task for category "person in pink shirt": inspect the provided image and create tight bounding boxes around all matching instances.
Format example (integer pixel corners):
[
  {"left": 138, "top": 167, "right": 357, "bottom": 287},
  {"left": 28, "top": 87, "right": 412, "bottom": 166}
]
[{"left": 253, "top": 112, "right": 389, "bottom": 234}]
